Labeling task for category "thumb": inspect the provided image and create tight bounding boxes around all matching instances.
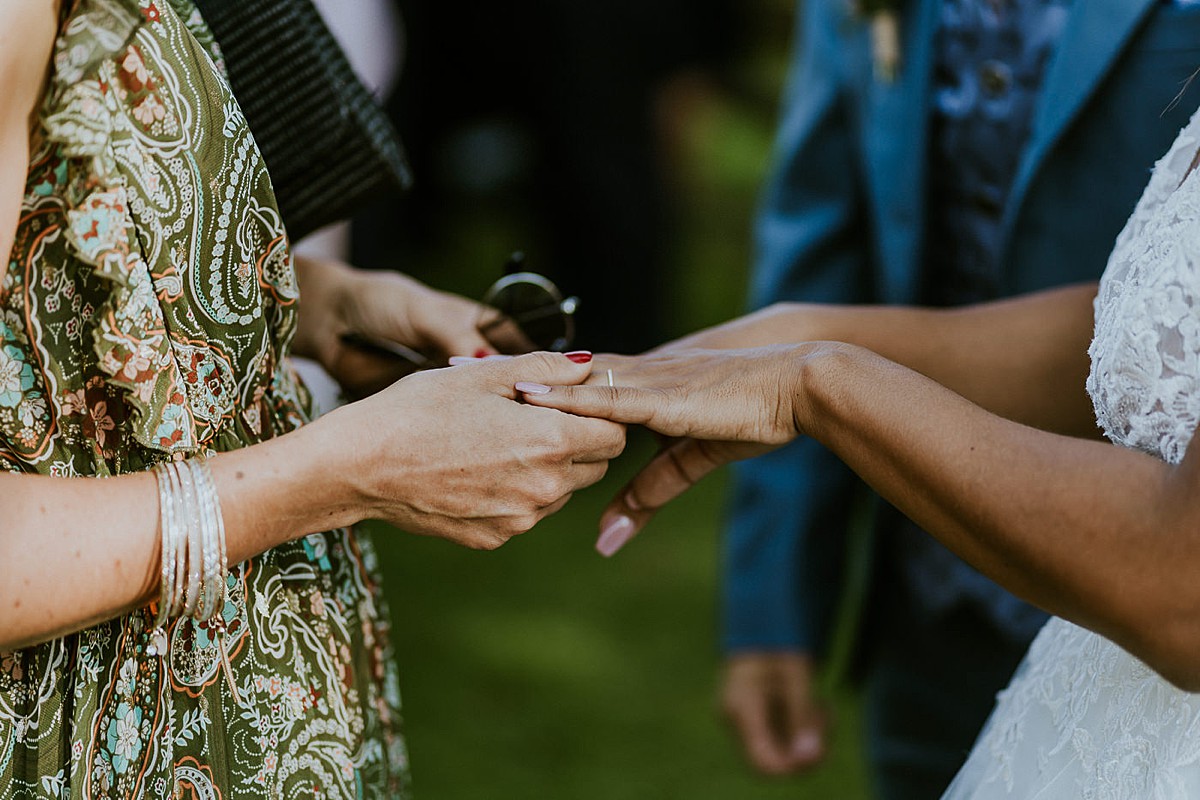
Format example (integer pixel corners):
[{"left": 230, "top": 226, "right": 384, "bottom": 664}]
[
  {"left": 726, "top": 682, "right": 792, "bottom": 776},
  {"left": 780, "top": 672, "right": 827, "bottom": 768},
  {"left": 438, "top": 324, "right": 501, "bottom": 361},
  {"left": 490, "top": 351, "right": 596, "bottom": 394},
  {"left": 594, "top": 438, "right": 727, "bottom": 557}
]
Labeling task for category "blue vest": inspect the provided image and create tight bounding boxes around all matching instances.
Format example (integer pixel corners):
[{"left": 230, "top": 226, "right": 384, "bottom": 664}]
[{"left": 898, "top": 0, "right": 1072, "bottom": 641}]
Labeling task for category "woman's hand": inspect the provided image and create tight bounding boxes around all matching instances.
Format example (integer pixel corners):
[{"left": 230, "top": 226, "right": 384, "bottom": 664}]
[
  {"left": 292, "top": 254, "right": 501, "bottom": 398},
  {"left": 515, "top": 346, "right": 815, "bottom": 554},
  {"left": 321, "top": 351, "right": 626, "bottom": 549}
]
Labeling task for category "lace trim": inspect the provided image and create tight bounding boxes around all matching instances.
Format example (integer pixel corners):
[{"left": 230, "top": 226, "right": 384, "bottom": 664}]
[
  {"left": 1088, "top": 104, "right": 1200, "bottom": 465},
  {"left": 947, "top": 105, "right": 1200, "bottom": 799}
]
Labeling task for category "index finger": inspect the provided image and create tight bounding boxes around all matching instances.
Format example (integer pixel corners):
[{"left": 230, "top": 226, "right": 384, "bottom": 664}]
[
  {"left": 593, "top": 437, "right": 726, "bottom": 556},
  {"left": 460, "top": 351, "right": 595, "bottom": 394},
  {"left": 517, "top": 383, "right": 675, "bottom": 432}
]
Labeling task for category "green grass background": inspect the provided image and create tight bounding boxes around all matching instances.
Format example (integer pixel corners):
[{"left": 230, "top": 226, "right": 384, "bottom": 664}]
[{"left": 371, "top": 15, "right": 873, "bottom": 796}]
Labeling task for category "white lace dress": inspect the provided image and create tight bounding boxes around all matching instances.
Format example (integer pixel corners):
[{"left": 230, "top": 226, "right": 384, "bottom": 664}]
[{"left": 942, "top": 107, "right": 1200, "bottom": 799}]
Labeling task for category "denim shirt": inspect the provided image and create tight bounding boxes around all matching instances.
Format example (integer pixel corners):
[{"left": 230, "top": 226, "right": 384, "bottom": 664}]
[{"left": 899, "top": 0, "right": 1071, "bottom": 642}]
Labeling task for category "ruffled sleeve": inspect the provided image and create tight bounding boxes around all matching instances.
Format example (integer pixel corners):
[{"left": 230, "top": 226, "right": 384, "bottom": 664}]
[{"left": 41, "top": 0, "right": 200, "bottom": 455}]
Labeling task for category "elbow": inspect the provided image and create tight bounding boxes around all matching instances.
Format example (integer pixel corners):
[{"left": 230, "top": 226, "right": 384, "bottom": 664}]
[
  {"left": 1151, "top": 645, "right": 1200, "bottom": 694},
  {"left": 1104, "top": 489, "right": 1200, "bottom": 693},
  {"left": 0, "top": 616, "right": 29, "bottom": 653},
  {"left": 1144, "top": 648, "right": 1200, "bottom": 695},
  {"left": 1166, "top": 671, "right": 1200, "bottom": 695},
  {"left": 1121, "top": 603, "right": 1200, "bottom": 693}
]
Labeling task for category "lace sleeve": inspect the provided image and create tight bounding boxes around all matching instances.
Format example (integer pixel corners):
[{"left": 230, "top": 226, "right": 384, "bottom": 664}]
[{"left": 1087, "top": 109, "right": 1200, "bottom": 465}]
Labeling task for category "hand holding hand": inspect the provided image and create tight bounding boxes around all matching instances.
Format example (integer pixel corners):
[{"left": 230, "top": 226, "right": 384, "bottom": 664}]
[
  {"left": 722, "top": 653, "right": 829, "bottom": 775},
  {"left": 517, "top": 347, "right": 809, "bottom": 554},
  {"left": 523, "top": 347, "right": 806, "bottom": 444},
  {"left": 325, "top": 352, "right": 625, "bottom": 549}
]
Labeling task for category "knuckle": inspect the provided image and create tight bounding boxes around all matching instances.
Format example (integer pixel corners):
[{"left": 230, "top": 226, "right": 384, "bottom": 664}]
[
  {"left": 543, "top": 423, "right": 572, "bottom": 455},
  {"left": 467, "top": 531, "right": 507, "bottom": 551},
  {"left": 526, "top": 349, "right": 563, "bottom": 375},
  {"left": 625, "top": 483, "right": 651, "bottom": 512},
  {"left": 512, "top": 512, "right": 540, "bottom": 534},
  {"left": 497, "top": 515, "right": 524, "bottom": 538},
  {"left": 609, "top": 427, "right": 628, "bottom": 456},
  {"left": 497, "top": 510, "right": 537, "bottom": 537},
  {"left": 527, "top": 473, "right": 563, "bottom": 507}
]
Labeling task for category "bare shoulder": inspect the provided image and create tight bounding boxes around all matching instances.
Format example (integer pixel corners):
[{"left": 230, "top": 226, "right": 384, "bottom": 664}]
[
  {"left": 0, "top": 1, "right": 58, "bottom": 122},
  {"left": 0, "top": 1, "right": 58, "bottom": 286},
  {"left": 0, "top": 1, "right": 58, "bottom": 62}
]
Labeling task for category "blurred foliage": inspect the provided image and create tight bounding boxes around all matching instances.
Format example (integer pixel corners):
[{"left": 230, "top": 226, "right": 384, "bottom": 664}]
[
  {"left": 372, "top": 443, "right": 869, "bottom": 799},
  {"left": 372, "top": 2, "right": 873, "bottom": 796}
]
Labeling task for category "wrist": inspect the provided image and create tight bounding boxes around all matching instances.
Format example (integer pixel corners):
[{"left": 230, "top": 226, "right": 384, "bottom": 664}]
[
  {"left": 290, "top": 254, "right": 357, "bottom": 362},
  {"left": 212, "top": 413, "right": 369, "bottom": 562},
  {"left": 789, "top": 341, "right": 859, "bottom": 439},
  {"left": 298, "top": 406, "right": 380, "bottom": 528}
]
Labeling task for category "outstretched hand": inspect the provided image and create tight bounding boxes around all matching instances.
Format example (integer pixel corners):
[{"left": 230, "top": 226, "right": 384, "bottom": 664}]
[
  {"left": 293, "top": 254, "right": 504, "bottom": 398},
  {"left": 516, "top": 346, "right": 809, "bottom": 555}
]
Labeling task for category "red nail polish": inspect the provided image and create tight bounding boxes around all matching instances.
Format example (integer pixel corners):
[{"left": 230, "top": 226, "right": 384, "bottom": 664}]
[
  {"left": 565, "top": 351, "right": 592, "bottom": 364},
  {"left": 474, "top": 348, "right": 491, "bottom": 359}
]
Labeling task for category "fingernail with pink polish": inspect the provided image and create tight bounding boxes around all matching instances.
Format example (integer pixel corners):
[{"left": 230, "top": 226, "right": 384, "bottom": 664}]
[
  {"left": 515, "top": 381, "right": 552, "bottom": 395},
  {"left": 596, "top": 515, "right": 635, "bottom": 557},
  {"left": 791, "top": 731, "right": 821, "bottom": 759},
  {"left": 448, "top": 356, "right": 479, "bottom": 366},
  {"left": 565, "top": 351, "right": 592, "bottom": 364},
  {"left": 474, "top": 348, "right": 492, "bottom": 359}
]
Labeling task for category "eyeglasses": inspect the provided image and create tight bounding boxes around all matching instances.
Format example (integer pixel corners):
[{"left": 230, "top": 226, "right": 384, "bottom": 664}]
[
  {"left": 476, "top": 252, "right": 579, "bottom": 354},
  {"left": 338, "top": 251, "right": 579, "bottom": 372}
]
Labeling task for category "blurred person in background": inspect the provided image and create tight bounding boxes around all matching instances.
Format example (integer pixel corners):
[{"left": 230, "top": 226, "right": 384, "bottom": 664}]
[
  {"left": 699, "top": 1, "right": 1200, "bottom": 798},
  {"left": 289, "top": 0, "right": 404, "bottom": 413},
  {"left": 354, "top": 0, "right": 745, "bottom": 355}
]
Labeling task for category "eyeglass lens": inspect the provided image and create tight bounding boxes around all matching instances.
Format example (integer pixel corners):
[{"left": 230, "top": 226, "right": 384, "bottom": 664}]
[{"left": 479, "top": 255, "right": 577, "bottom": 353}]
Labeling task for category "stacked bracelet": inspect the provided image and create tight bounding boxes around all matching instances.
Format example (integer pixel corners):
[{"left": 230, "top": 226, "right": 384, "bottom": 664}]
[
  {"left": 189, "top": 458, "right": 226, "bottom": 621},
  {"left": 147, "top": 457, "right": 228, "bottom": 658}
]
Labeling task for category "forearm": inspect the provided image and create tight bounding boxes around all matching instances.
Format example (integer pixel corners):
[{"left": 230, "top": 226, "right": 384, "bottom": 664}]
[
  {"left": 290, "top": 252, "right": 355, "bottom": 362},
  {"left": 0, "top": 418, "right": 361, "bottom": 650},
  {"left": 670, "top": 283, "right": 1100, "bottom": 436},
  {"left": 796, "top": 343, "right": 1200, "bottom": 687}
]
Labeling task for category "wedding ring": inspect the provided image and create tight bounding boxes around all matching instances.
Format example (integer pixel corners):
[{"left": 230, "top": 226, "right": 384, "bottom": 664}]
[{"left": 606, "top": 368, "right": 614, "bottom": 388}]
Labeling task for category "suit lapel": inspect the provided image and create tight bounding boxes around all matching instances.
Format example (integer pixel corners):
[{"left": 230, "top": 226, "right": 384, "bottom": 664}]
[
  {"left": 862, "top": 0, "right": 941, "bottom": 303},
  {"left": 1003, "top": 0, "right": 1158, "bottom": 241}
]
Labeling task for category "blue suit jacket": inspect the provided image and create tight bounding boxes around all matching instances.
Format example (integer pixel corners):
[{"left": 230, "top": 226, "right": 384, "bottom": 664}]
[{"left": 724, "top": 0, "right": 1200, "bottom": 653}]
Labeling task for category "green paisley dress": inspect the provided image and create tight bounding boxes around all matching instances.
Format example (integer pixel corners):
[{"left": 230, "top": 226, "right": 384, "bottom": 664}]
[{"left": 0, "top": 0, "right": 411, "bottom": 796}]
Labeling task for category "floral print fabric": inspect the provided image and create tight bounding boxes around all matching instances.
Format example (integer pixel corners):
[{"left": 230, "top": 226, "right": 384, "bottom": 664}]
[{"left": 0, "top": 0, "right": 410, "bottom": 796}]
